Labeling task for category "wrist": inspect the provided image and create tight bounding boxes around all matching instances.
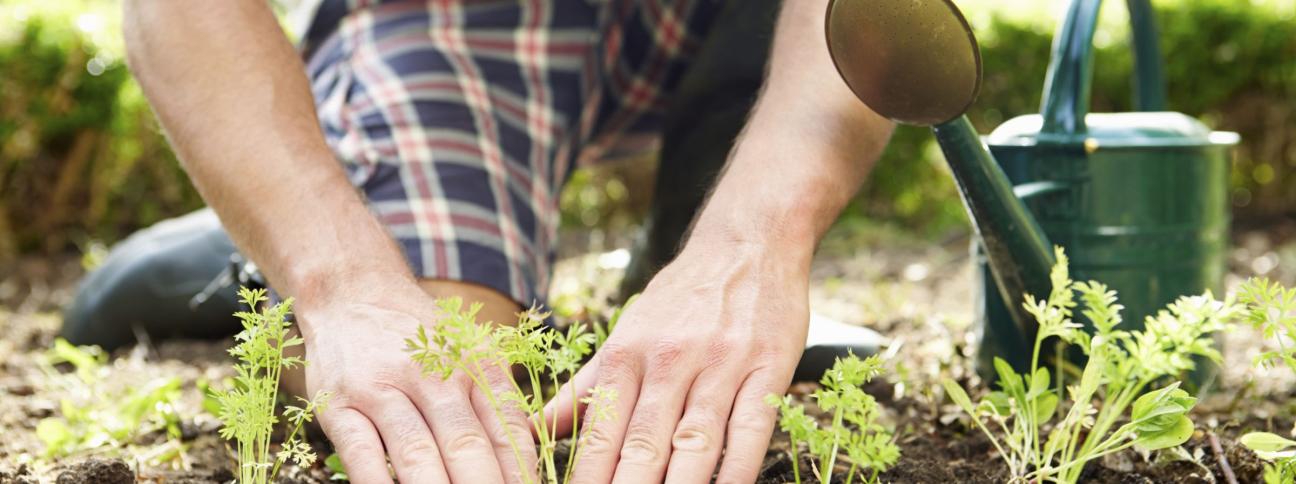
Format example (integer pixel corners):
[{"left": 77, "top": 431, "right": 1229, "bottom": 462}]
[
  {"left": 683, "top": 185, "right": 823, "bottom": 271},
  {"left": 286, "top": 264, "right": 420, "bottom": 320}
]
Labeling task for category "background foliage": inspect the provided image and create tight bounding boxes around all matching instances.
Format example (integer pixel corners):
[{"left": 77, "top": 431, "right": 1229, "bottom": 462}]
[{"left": 1, "top": 0, "right": 1293, "bottom": 262}]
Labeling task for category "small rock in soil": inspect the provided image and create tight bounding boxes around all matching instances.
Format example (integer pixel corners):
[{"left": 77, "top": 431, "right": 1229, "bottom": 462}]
[
  {"left": 0, "top": 463, "right": 37, "bottom": 484},
  {"left": 54, "top": 458, "right": 133, "bottom": 484},
  {"left": 0, "top": 379, "right": 34, "bottom": 396}
]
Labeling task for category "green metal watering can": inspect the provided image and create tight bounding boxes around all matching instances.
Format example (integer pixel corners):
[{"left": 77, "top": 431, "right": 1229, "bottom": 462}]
[{"left": 824, "top": 0, "right": 1239, "bottom": 374}]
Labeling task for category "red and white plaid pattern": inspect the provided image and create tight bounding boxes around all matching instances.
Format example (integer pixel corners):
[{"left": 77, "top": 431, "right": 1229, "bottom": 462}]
[{"left": 303, "top": 0, "right": 721, "bottom": 306}]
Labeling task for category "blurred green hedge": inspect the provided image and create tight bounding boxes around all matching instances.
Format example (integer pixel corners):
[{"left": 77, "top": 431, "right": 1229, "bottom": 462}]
[
  {"left": 0, "top": 4, "right": 202, "bottom": 262},
  {"left": 2, "top": 0, "right": 1293, "bottom": 262}
]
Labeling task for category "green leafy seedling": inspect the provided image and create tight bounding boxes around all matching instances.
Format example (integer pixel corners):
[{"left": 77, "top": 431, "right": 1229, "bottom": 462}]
[
  {"left": 211, "top": 287, "right": 330, "bottom": 484},
  {"left": 1237, "top": 278, "right": 1296, "bottom": 483},
  {"left": 943, "top": 247, "right": 1234, "bottom": 483},
  {"left": 406, "top": 298, "right": 619, "bottom": 484},
  {"left": 35, "top": 338, "right": 184, "bottom": 461},
  {"left": 766, "top": 354, "right": 900, "bottom": 484},
  {"left": 324, "top": 453, "right": 348, "bottom": 481}
]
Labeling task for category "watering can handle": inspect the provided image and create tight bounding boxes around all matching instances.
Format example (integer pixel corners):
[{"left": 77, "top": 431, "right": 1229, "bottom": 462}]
[{"left": 1039, "top": 0, "right": 1167, "bottom": 139}]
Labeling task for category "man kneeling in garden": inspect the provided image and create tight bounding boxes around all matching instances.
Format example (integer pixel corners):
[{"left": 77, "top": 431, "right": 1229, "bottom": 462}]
[{"left": 63, "top": 0, "right": 893, "bottom": 482}]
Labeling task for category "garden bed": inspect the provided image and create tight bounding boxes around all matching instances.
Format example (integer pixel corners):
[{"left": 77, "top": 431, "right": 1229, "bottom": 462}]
[{"left": 1, "top": 225, "right": 1294, "bottom": 482}]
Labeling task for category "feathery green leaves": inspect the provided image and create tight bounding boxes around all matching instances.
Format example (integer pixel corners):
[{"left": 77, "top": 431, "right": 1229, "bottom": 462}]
[
  {"left": 405, "top": 298, "right": 618, "bottom": 484},
  {"left": 212, "top": 287, "right": 329, "bottom": 484},
  {"left": 766, "top": 354, "right": 899, "bottom": 484}
]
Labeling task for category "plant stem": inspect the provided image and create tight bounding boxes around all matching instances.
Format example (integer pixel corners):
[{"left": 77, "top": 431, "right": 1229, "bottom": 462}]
[
  {"left": 824, "top": 406, "right": 845, "bottom": 484},
  {"left": 464, "top": 358, "right": 534, "bottom": 484},
  {"left": 790, "top": 437, "right": 803, "bottom": 484},
  {"left": 563, "top": 374, "right": 580, "bottom": 484}
]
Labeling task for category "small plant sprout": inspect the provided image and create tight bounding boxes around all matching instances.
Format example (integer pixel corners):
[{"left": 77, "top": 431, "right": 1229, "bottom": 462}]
[
  {"left": 765, "top": 353, "right": 900, "bottom": 484},
  {"left": 35, "top": 339, "right": 184, "bottom": 461},
  {"left": 405, "top": 298, "right": 617, "bottom": 484},
  {"left": 212, "top": 287, "right": 331, "bottom": 484},
  {"left": 1236, "top": 278, "right": 1296, "bottom": 483},
  {"left": 942, "top": 247, "right": 1236, "bottom": 483}
]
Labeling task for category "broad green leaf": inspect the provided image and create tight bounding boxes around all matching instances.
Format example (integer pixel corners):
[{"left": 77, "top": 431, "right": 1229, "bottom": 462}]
[
  {"left": 982, "top": 391, "right": 1012, "bottom": 417},
  {"left": 993, "top": 357, "right": 1025, "bottom": 401},
  {"left": 1028, "top": 367, "right": 1051, "bottom": 399},
  {"left": 1034, "top": 393, "right": 1059, "bottom": 421},
  {"left": 1240, "top": 432, "right": 1296, "bottom": 453},
  {"left": 942, "top": 379, "right": 977, "bottom": 415},
  {"left": 1135, "top": 415, "right": 1194, "bottom": 451},
  {"left": 1132, "top": 384, "right": 1195, "bottom": 431}
]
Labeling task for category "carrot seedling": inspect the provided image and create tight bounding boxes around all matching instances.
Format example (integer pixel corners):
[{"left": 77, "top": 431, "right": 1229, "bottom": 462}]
[
  {"left": 943, "top": 247, "right": 1235, "bottom": 483},
  {"left": 405, "top": 298, "right": 618, "bottom": 484},
  {"left": 211, "top": 287, "right": 330, "bottom": 484},
  {"left": 1236, "top": 278, "right": 1296, "bottom": 483},
  {"left": 35, "top": 339, "right": 184, "bottom": 462},
  {"left": 766, "top": 353, "right": 900, "bottom": 484}
]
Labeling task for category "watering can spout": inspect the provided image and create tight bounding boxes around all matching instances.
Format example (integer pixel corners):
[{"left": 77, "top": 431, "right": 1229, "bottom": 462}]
[
  {"left": 824, "top": 0, "right": 1059, "bottom": 363},
  {"left": 931, "top": 118, "right": 1057, "bottom": 356}
]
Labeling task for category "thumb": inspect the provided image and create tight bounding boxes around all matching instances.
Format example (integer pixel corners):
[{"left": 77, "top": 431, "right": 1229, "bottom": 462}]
[{"left": 540, "top": 354, "right": 600, "bottom": 440}]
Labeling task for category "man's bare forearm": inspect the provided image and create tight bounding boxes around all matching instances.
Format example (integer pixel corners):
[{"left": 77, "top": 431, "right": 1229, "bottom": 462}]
[
  {"left": 686, "top": 0, "right": 893, "bottom": 264},
  {"left": 124, "top": 0, "right": 414, "bottom": 313}
]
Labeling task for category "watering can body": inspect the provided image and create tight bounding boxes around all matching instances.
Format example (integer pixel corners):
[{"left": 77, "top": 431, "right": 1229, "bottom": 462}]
[{"left": 973, "top": 0, "right": 1239, "bottom": 373}]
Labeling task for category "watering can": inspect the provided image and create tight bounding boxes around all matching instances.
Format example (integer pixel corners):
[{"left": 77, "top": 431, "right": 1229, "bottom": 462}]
[{"left": 823, "top": 0, "right": 1238, "bottom": 374}]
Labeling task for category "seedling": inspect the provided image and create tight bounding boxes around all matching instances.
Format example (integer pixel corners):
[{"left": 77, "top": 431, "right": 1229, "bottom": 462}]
[
  {"left": 943, "top": 247, "right": 1235, "bottom": 483},
  {"left": 405, "top": 298, "right": 618, "bottom": 484},
  {"left": 35, "top": 339, "right": 184, "bottom": 461},
  {"left": 211, "top": 287, "right": 330, "bottom": 484},
  {"left": 1236, "top": 278, "right": 1296, "bottom": 483},
  {"left": 765, "top": 354, "right": 900, "bottom": 484}
]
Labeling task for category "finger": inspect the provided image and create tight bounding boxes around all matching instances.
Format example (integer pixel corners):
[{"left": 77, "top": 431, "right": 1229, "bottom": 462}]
[
  {"left": 318, "top": 406, "right": 396, "bottom": 484},
  {"left": 610, "top": 342, "right": 697, "bottom": 484},
  {"left": 472, "top": 363, "right": 540, "bottom": 484},
  {"left": 569, "top": 345, "right": 643, "bottom": 484},
  {"left": 715, "top": 370, "right": 790, "bottom": 484},
  {"left": 367, "top": 393, "right": 451, "bottom": 484},
  {"left": 542, "top": 354, "right": 600, "bottom": 438},
  {"left": 416, "top": 378, "right": 507, "bottom": 484},
  {"left": 663, "top": 365, "right": 746, "bottom": 484}
]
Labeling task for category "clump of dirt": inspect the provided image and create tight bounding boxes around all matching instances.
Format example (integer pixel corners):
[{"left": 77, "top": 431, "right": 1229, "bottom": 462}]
[
  {"left": 53, "top": 458, "right": 133, "bottom": 484},
  {"left": 0, "top": 463, "right": 38, "bottom": 484}
]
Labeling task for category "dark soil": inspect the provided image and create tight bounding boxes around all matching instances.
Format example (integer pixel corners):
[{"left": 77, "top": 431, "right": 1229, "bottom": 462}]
[
  {"left": 53, "top": 458, "right": 133, "bottom": 484},
  {"left": 3, "top": 226, "right": 1295, "bottom": 482}
]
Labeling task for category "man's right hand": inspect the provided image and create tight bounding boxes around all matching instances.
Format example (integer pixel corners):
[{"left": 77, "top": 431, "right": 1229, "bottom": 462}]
[{"left": 296, "top": 277, "right": 537, "bottom": 484}]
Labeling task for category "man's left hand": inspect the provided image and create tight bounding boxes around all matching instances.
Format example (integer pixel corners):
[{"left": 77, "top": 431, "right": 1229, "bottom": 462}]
[{"left": 545, "top": 242, "right": 810, "bottom": 484}]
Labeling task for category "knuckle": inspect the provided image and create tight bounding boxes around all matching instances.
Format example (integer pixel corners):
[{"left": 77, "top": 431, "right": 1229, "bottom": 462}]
[
  {"left": 362, "top": 382, "right": 407, "bottom": 404},
  {"left": 370, "top": 367, "right": 409, "bottom": 387},
  {"left": 619, "top": 434, "right": 664, "bottom": 464},
  {"left": 498, "top": 421, "right": 533, "bottom": 449},
  {"left": 578, "top": 423, "right": 618, "bottom": 452},
  {"left": 672, "top": 414, "right": 723, "bottom": 453},
  {"left": 446, "top": 431, "right": 492, "bottom": 455},
  {"left": 646, "top": 340, "right": 685, "bottom": 372},
  {"left": 597, "top": 344, "right": 634, "bottom": 370},
  {"left": 396, "top": 436, "right": 440, "bottom": 465},
  {"left": 331, "top": 423, "right": 380, "bottom": 456},
  {"left": 703, "top": 338, "right": 735, "bottom": 369},
  {"left": 727, "top": 410, "right": 774, "bottom": 435}
]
